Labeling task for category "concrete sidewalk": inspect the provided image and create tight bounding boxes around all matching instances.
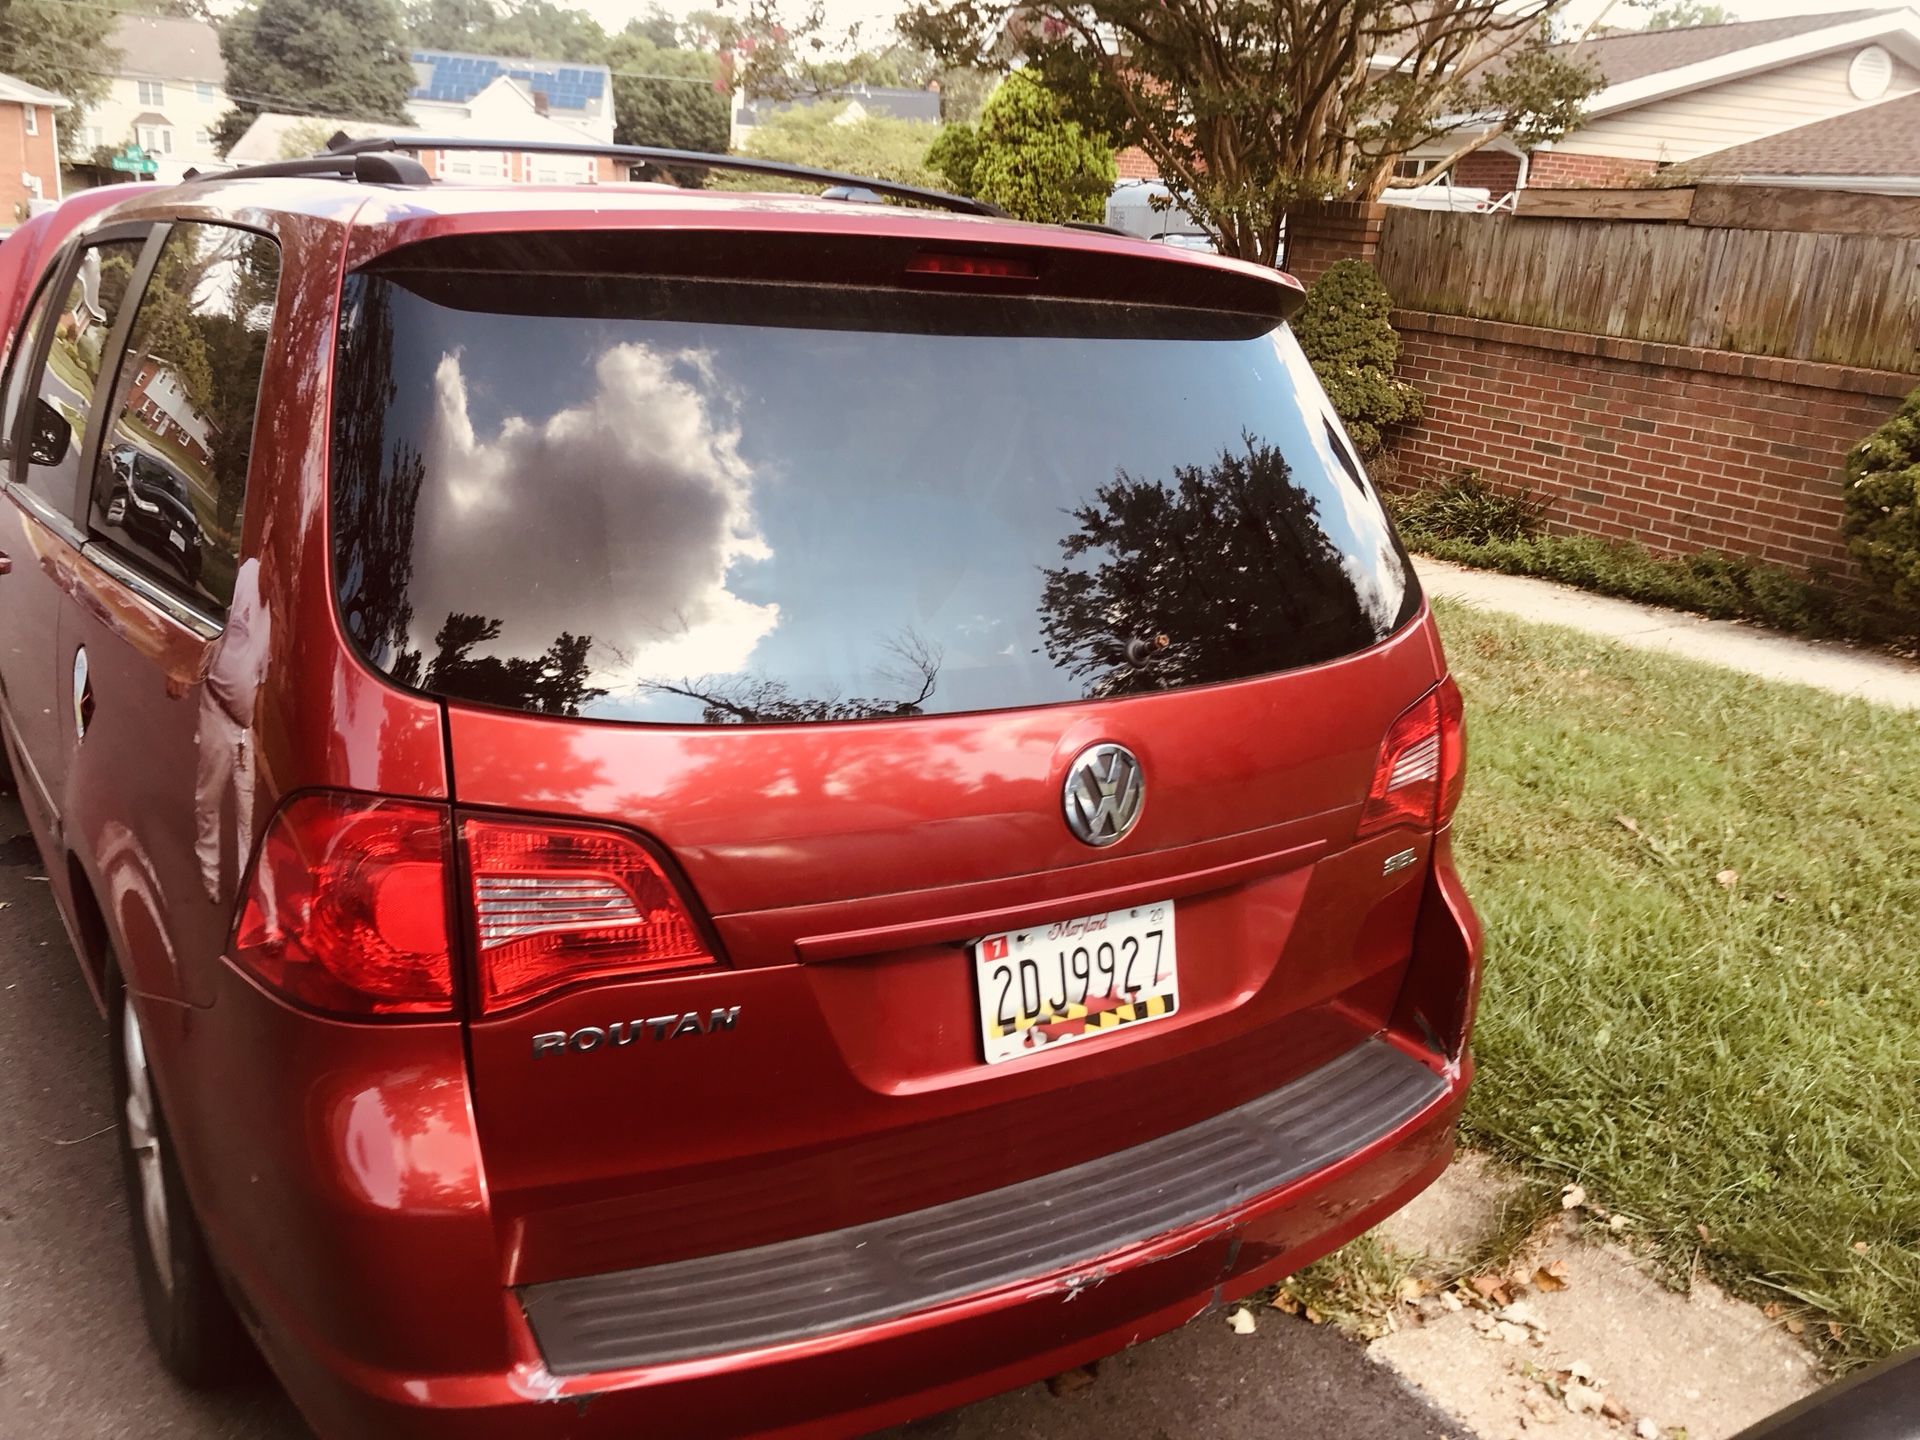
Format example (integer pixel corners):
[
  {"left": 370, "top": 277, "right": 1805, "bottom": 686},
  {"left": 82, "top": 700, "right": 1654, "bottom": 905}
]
[{"left": 1416, "top": 557, "right": 1920, "bottom": 711}]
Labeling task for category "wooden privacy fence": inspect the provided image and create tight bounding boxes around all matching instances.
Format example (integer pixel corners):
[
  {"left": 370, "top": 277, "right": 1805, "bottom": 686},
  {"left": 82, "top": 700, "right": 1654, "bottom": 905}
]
[{"left": 1375, "top": 200, "right": 1920, "bottom": 374}]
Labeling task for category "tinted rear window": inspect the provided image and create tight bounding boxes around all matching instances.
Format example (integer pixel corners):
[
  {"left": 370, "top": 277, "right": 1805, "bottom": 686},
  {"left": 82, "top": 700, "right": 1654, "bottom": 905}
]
[{"left": 330, "top": 254, "right": 1418, "bottom": 725}]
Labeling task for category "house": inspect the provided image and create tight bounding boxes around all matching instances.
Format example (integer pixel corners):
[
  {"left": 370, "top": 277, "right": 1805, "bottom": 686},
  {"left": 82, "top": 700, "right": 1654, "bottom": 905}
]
[
  {"left": 227, "top": 73, "right": 627, "bottom": 185},
  {"left": 74, "top": 14, "right": 228, "bottom": 185},
  {"left": 125, "top": 358, "right": 213, "bottom": 466},
  {"left": 0, "top": 73, "right": 65, "bottom": 220},
  {"left": 731, "top": 85, "right": 941, "bottom": 148},
  {"left": 1677, "top": 86, "right": 1920, "bottom": 190},
  {"left": 225, "top": 46, "right": 622, "bottom": 184},
  {"left": 1411, "top": 7, "right": 1920, "bottom": 195},
  {"left": 408, "top": 48, "right": 615, "bottom": 145}
]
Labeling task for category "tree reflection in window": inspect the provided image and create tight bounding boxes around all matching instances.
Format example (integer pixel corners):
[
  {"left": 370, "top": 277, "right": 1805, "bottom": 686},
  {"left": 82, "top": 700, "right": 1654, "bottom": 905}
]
[
  {"left": 1039, "top": 435, "right": 1359, "bottom": 699},
  {"left": 638, "top": 632, "right": 942, "bottom": 725}
]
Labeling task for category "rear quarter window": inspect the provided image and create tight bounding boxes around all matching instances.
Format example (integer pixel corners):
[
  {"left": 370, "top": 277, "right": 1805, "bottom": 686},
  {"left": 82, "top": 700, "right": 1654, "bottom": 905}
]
[{"left": 331, "top": 247, "right": 1419, "bottom": 724}]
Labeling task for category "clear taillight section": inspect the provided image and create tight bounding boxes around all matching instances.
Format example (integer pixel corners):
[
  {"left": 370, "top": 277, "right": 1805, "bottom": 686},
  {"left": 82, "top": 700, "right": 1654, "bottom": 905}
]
[
  {"left": 463, "top": 816, "right": 715, "bottom": 1014},
  {"left": 232, "top": 793, "right": 454, "bottom": 1017},
  {"left": 1357, "top": 676, "right": 1468, "bottom": 837}
]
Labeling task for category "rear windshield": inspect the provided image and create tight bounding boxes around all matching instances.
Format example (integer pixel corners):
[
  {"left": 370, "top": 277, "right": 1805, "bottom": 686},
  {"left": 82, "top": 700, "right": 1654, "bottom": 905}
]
[{"left": 330, "top": 255, "right": 1418, "bottom": 725}]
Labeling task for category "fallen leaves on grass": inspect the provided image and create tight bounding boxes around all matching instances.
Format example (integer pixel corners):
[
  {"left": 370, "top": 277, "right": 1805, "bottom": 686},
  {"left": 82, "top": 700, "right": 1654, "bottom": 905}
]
[
  {"left": 1227, "top": 1307, "right": 1256, "bottom": 1335},
  {"left": 1561, "top": 1182, "right": 1587, "bottom": 1210},
  {"left": 1715, "top": 869, "right": 1740, "bottom": 889}
]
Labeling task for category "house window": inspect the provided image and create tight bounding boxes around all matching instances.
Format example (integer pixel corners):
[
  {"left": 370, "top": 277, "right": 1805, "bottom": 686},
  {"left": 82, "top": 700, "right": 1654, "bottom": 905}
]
[
  {"left": 444, "top": 148, "right": 509, "bottom": 180},
  {"left": 138, "top": 125, "right": 173, "bottom": 155},
  {"left": 23, "top": 106, "right": 35, "bottom": 136},
  {"left": 196, "top": 82, "right": 215, "bottom": 102},
  {"left": 1393, "top": 158, "right": 1441, "bottom": 180},
  {"left": 137, "top": 80, "right": 165, "bottom": 106},
  {"left": 194, "top": 128, "right": 210, "bottom": 149}
]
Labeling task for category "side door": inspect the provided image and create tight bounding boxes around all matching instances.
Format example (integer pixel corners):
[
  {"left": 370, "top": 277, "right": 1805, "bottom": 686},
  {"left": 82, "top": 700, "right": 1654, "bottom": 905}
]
[
  {"left": 0, "top": 226, "right": 157, "bottom": 848},
  {"left": 63, "top": 220, "right": 283, "bottom": 1006}
]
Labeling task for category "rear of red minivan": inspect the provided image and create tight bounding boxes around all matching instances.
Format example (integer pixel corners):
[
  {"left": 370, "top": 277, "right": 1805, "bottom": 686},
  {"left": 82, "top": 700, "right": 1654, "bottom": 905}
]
[{"left": 280, "top": 207, "right": 1479, "bottom": 1436}]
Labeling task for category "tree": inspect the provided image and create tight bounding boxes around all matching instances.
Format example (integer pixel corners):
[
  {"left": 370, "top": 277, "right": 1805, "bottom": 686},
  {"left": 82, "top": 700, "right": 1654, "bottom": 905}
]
[
  {"left": 929, "top": 70, "right": 1112, "bottom": 222},
  {"left": 0, "top": 0, "right": 120, "bottom": 160},
  {"left": 1842, "top": 388, "right": 1920, "bottom": 612},
  {"left": 215, "top": 0, "right": 416, "bottom": 154},
  {"left": 1634, "top": 0, "right": 1730, "bottom": 30},
  {"left": 439, "top": 0, "right": 608, "bottom": 61},
  {"left": 607, "top": 31, "right": 728, "bottom": 156},
  {"left": 733, "top": 102, "right": 941, "bottom": 188},
  {"left": 1292, "top": 261, "right": 1421, "bottom": 455},
  {"left": 902, "top": 0, "right": 1601, "bottom": 264}
]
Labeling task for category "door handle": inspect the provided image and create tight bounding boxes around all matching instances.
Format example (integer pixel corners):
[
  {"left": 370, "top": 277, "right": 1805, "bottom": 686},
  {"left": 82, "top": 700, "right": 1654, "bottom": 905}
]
[
  {"left": 0, "top": 550, "right": 11, "bottom": 575},
  {"left": 73, "top": 647, "right": 92, "bottom": 740}
]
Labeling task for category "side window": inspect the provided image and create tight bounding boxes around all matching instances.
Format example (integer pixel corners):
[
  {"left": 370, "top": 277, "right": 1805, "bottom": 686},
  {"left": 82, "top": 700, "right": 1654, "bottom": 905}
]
[
  {"left": 91, "top": 224, "right": 281, "bottom": 613},
  {"left": 24, "top": 238, "right": 146, "bottom": 518},
  {"left": 0, "top": 275, "right": 58, "bottom": 465}
]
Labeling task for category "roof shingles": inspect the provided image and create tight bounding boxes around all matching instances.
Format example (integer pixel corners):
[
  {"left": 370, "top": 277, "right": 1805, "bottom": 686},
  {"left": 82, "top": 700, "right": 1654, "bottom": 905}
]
[
  {"left": 1557, "top": 9, "right": 1893, "bottom": 85},
  {"left": 1683, "top": 88, "right": 1920, "bottom": 176}
]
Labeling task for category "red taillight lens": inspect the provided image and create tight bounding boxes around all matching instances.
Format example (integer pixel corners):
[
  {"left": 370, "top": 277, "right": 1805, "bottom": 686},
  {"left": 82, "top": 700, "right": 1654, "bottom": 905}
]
[
  {"left": 1357, "top": 677, "right": 1468, "bottom": 838},
  {"left": 463, "top": 817, "right": 715, "bottom": 1013},
  {"left": 1436, "top": 674, "right": 1467, "bottom": 823},
  {"left": 232, "top": 793, "right": 454, "bottom": 1017}
]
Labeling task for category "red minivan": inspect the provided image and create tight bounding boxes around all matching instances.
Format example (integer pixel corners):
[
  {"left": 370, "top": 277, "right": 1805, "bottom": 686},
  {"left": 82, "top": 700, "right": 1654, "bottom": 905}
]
[{"left": 0, "top": 147, "right": 1480, "bottom": 1438}]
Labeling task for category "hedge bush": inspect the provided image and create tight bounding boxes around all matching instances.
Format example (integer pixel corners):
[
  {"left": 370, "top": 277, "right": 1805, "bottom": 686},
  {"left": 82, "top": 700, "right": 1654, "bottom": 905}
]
[
  {"left": 1292, "top": 260, "right": 1422, "bottom": 455},
  {"left": 1843, "top": 387, "right": 1920, "bottom": 610},
  {"left": 1389, "top": 472, "right": 1917, "bottom": 647}
]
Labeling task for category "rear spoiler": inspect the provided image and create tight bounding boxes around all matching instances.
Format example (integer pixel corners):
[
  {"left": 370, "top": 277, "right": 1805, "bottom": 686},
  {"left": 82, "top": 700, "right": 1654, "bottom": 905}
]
[{"left": 359, "top": 225, "right": 1305, "bottom": 330}]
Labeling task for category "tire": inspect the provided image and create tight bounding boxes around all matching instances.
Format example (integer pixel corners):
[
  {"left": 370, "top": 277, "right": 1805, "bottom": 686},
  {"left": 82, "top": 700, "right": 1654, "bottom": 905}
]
[{"left": 108, "top": 965, "right": 248, "bottom": 1386}]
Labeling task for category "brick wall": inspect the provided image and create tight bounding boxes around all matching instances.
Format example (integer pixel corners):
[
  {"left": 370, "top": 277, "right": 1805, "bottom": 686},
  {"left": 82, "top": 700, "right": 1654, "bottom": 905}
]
[
  {"left": 1525, "top": 150, "right": 1659, "bottom": 187},
  {"left": 1451, "top": 150, "right": 1522, "bottom": 193},
  {"left": 1115, "top": 146, "right": 1156, "bottom": 180},
  {"left": 1285, "top": 201, "right": 1387, "bottom": 288},
  {"left": 0, "top": 101, "right": 60, "bottom": 220},
  {"left": 1385, "top": 311, "right": 1914, "bottom": 576}
]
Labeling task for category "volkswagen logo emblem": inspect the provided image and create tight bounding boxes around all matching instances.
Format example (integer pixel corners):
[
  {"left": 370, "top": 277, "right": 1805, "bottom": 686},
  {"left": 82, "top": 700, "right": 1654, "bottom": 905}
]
[{"left": 1063, "top": 743, "right": 1145, "bottom": 848}]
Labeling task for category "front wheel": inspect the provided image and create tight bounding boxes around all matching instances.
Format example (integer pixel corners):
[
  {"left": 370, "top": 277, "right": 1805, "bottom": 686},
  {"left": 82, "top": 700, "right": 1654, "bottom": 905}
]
[{"left": 109, "top": 966, "right": 248, "bottom": 1386}]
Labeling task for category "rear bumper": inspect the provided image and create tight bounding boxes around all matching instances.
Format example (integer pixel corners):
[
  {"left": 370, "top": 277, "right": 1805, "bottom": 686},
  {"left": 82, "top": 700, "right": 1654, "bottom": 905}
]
[{"left": 272, "top": 1037, "right": 1470, "bottom": 1440}]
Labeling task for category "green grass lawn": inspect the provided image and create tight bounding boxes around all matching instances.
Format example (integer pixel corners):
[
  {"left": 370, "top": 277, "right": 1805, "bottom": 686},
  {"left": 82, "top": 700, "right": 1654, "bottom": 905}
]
[{"left": 1439, "top": 599, "right": 1920, "bottom": 1366}]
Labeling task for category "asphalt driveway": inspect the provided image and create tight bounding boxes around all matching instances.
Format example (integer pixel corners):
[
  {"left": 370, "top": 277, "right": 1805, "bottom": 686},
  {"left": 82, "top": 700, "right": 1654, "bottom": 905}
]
[{"left": 0, "top": 788, "right": 1466, "bottom": 1440}]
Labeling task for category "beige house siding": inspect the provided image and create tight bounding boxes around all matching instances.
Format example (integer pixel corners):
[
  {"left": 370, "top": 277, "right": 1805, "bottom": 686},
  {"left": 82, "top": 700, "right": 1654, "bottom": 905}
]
[{"left": 1558, "top": 48, "right": 1920, "bottom": 163}]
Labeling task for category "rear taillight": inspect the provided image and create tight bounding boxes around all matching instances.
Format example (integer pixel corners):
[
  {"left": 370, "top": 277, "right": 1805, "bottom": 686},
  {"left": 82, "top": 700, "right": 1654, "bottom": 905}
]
[
  {"left": 1358, "top": 677, "right": 1468, "bottom": 838},
  {"left": 463, "top": 816, "right": 715, "bottom": 1013},
  {"left": 232, "top": 793, "right": 454, "bottom": 1017}
]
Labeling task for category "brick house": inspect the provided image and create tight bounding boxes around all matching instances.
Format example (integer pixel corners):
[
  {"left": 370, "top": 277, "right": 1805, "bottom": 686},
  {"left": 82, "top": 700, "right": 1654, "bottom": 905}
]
[
  {"left": 124, "top": 358, "right": 213, "bottom": 467},
  {"left": 227, "top": 73, "right": 626, "bottom": 185},
  {"left": 1403, "top": 9, "right": 1920, "bottom": 197},
  {"left": 0, "top": 74, "right": 66, "bottom": 222}
]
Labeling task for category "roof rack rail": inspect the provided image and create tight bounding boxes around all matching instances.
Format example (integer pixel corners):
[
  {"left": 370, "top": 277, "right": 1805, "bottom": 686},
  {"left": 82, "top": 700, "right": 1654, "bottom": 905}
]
[
  {"left": 287, "top": 135, "right": 1008, "bottom": 217},
  {"left": 185, "top": 151, "right": 432, "bottom": 186}
]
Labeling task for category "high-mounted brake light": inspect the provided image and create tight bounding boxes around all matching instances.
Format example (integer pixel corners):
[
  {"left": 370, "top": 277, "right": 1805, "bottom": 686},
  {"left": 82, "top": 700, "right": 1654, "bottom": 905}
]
[
  {"left": 232, "top": 793, "right": 454, "bottom": 1017},
  {"left": 905, "top": 251, "right": 1039, "bottom": 280},
  {"left": 463, "top": 817, "right": 716, "bottom": 1014},
  {"left": 1357, "top": 677, "right": 1468, "bottom": 838}
]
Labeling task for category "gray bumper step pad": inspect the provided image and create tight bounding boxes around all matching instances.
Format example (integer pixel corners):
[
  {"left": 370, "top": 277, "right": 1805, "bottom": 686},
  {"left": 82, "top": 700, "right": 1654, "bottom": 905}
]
[{"left": 520, "top": 1037, "right": 1447, "bottom": 1374}]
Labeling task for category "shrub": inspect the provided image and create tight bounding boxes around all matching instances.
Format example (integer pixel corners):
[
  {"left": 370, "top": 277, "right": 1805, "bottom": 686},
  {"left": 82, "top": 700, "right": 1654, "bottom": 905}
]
[
  {"left": 930, "top": 71, "right": 1114, "bottom": 224},
  {"left": 1391, "top": 469, "right": 1551, "bottom": 545},
  {"left": 1408, "top": 531, "right": 1915, "bottom": 646},
  {"left": 1843, "top": 388, "right": 1920, "bottom": 610},
  {"left": 1292, "top": 260, "right": 1422, "bottom": 454}
]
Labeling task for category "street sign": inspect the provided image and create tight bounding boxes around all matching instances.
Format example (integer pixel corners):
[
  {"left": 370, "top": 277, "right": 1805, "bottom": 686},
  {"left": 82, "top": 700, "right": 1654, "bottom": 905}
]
[{"left": 108, "top": 145, "right": 158, "bottom": 176}]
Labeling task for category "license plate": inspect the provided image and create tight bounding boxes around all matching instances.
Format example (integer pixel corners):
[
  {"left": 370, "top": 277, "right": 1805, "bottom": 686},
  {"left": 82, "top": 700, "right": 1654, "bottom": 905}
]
[{"left": 972, "top": 901, "right": 1178, "bottom": 1065}]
